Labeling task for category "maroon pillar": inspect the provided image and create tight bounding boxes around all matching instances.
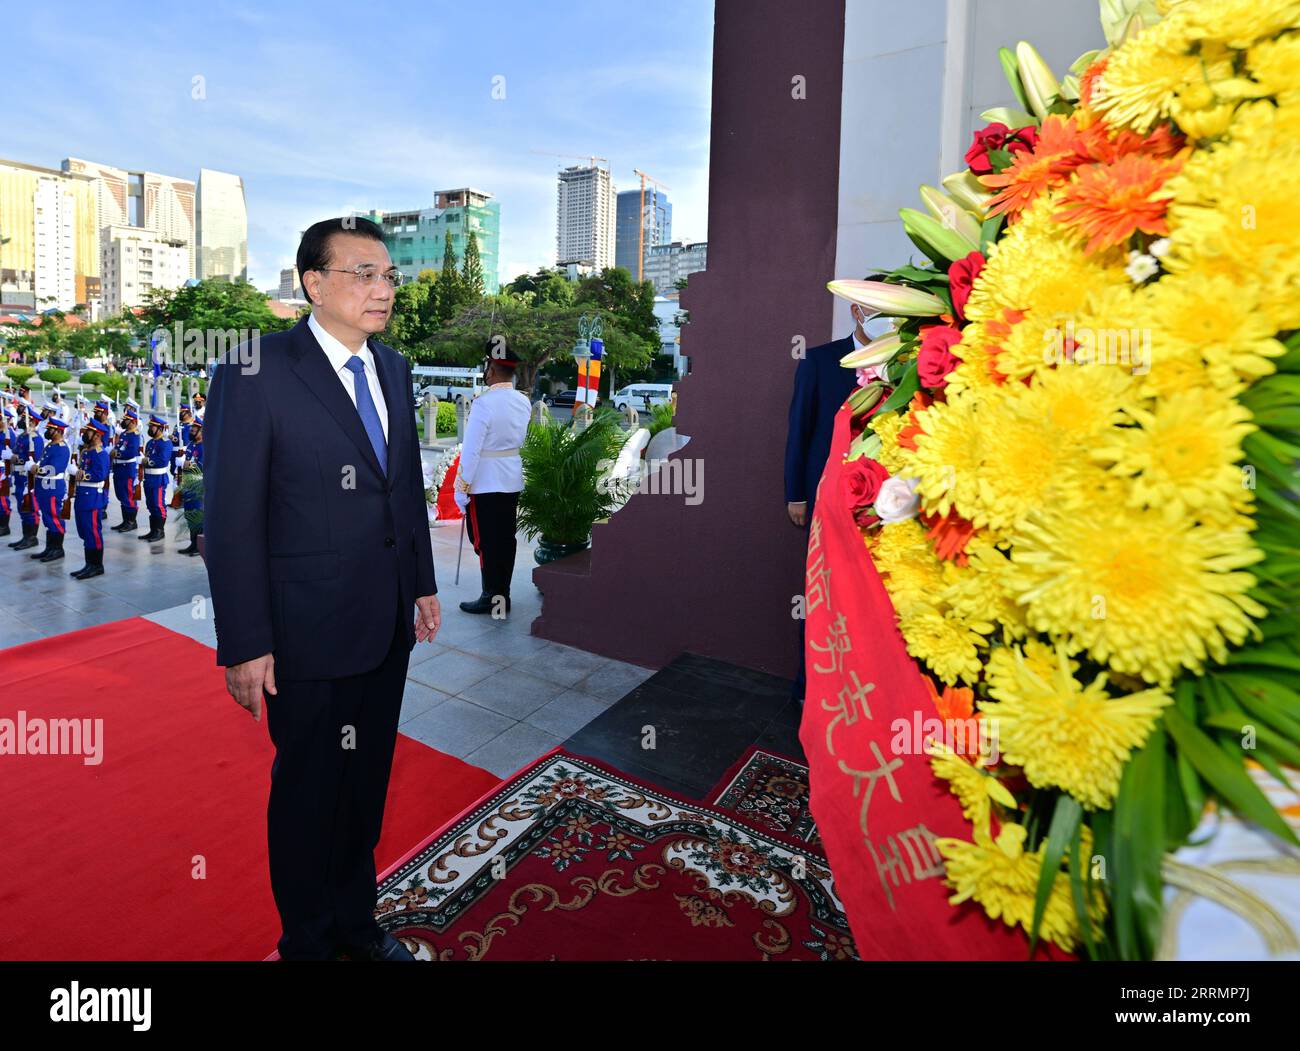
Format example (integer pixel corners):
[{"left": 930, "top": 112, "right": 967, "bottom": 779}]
[{"left": 532, "top": 0, "right": 846, "bottom": 676}]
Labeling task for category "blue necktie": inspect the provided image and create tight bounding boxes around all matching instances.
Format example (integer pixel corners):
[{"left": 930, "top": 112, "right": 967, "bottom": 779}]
[{"left": 344, "top": 356, "right": 387, "bottom": 475}]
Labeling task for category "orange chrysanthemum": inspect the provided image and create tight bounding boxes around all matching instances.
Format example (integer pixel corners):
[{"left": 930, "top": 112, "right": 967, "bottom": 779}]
[
  {"left": 896, "top": 390, "right": 936, "bottom": 452},
  {"left": 1078, "top": 58, "right": 1108, "bottom": 109},
  {"left": 923, "top": 510, "right": 978, "bottom": 566},
  {"left": 925, "top": 676, "right": 977, "bottom": 723},
  {"left": 1086, "top": 119, "right": 1186, "bottom": 165},
  {"left": 980, "top": 116, "right": 1092, "bottom": 218},
  {"left": 983, "top": 308, "right": 1026, "bottom": 384},
  {"left": 1053, "top": 151, "right": 1186, "bottom": 253}
]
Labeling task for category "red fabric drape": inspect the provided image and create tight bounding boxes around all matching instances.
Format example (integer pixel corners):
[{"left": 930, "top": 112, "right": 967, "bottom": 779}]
[{"left": 798, "top": 402, "right": 1066, "bottom": 960}]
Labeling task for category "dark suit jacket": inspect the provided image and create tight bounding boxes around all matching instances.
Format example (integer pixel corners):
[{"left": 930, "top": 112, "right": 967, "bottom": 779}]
[
  {"left": 784, "top": 335, "right": 858, "bottom": 519},
  {"left": 203, "top": 316, "right": 437, "bottom": 679}
]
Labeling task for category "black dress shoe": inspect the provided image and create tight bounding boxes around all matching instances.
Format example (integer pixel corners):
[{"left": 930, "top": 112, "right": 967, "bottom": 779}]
[{"left": 341, "top": 932, "right": 416, "bottom": 961}]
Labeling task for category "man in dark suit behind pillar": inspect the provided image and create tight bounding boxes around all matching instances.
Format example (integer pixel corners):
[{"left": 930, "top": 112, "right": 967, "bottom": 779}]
[
  {"left": 784, "top": 303, "right": 875, "bottom": 705},
  {"left": 203, "top": 217, "right": 442, "bottom": 961}
]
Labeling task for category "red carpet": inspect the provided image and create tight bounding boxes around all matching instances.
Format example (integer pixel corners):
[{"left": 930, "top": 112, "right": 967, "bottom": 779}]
[
  {"left": 371, "top": 749, "right": 858, "bottom": 960},
  {"left": 0, "top": 617, "right": 501, "bottom": 960}
]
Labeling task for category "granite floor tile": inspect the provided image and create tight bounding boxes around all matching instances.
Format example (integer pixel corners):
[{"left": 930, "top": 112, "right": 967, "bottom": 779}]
[{"left": 455, "top": 667, "right": 567, "bottom": 720}]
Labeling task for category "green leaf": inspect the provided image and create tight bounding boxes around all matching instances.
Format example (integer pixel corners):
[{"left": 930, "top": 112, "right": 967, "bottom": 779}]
[
  {"left": 980, "top": 213, "right": 1006, "bottom": 253},
  {"left": 1164, "top": 707, "right": 1300, "bottom": 847},
  {"left": 1029, "top": 795, "right": 1081, "bottom": 954},
  {"left": 1113, "top": 727, "right": 1167, "bottom": 959},
  {"left": 1204, "top": 709, "right": 1300, "bottom": 767},
  {"left": 879, "top": 362, "right": 920, "bottom": 413},
  {"left": 1067, "top": 822, "right": 1098, "bottom": 960}
]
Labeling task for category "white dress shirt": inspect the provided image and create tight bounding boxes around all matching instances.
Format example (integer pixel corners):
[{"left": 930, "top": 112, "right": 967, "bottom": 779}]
[
  {"left": 457, "top": 384, "right": 532, "bottom": 494},
  {"left": 308, "top": 312, "right": 389, "bottom": 441}
]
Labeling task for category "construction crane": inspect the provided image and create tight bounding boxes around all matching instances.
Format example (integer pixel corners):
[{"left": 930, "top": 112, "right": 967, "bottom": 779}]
[
  {"left": 632, "top": 169, "right": 671, "bottom": 284},
  {"left": 529, "top": 150, "right": 609, "bottom": 169}
]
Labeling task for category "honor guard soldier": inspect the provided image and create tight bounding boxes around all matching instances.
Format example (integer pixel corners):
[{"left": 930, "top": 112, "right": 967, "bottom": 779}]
[
  {"left": 93, "top": 399, "right": 116, "bottom": 439},
  {"left": 30, "top": 416, "right": 70, "bottom": 563},
  {"left": 139, "top": 414, "right": 173, "bottom": 543},
  {"left": 177, "top": 417, "right": 203, "bottom": 556},
  {"left": 454, "top": 338, "right": 531, "bottom": 616},
  {"left": 8, "top": 404, "right": 45, "bottom": 551},
  {"left": 172, "top": 405, "right": 195, "bottom": 481},
  {"left": 69, "top": 419, "right": 111, "bottom": 579},
  {"left": 110, "top": 407, "right": 143, "bottom": 532},
  {"left": 0, "top": 405, "right": 15, "bottom": 537}
]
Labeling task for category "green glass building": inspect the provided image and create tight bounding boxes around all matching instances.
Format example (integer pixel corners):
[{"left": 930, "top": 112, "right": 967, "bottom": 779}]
[{"left": 364, "top": 187, "right": 500, "bottom": 293}]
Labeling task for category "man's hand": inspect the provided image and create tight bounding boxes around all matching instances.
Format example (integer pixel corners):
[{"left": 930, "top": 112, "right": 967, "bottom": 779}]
[
  {"left": 225, "top": 652, "right": 276, "bottom": 721},
  {"left": 454, "top": 490, "right": 469, "bottom": 513},
  {"left": 787, "top": 501, "right": 807, "bottom": 528},
  {"left": 414, "top": 594, "right": 441, "bottom": 642}
]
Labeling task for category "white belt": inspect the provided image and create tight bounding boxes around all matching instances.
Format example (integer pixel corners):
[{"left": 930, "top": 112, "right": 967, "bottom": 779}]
[
  {"left": 78, "top": 481, "right": 105, "bottom": 489},
  {"left": 114, "top": 456, "right": 140, "bottom": 465},
  {"left": 480, "top": 448, "right": 521, "bottom": 459},
  {"left": 145, "top": 467, "right": 169, "bottom": 475}
]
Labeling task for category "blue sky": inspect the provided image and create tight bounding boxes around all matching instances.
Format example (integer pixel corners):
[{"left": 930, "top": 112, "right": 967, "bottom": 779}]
[{"left": 4, "top": 0, "right": 714, "bottom": 290}]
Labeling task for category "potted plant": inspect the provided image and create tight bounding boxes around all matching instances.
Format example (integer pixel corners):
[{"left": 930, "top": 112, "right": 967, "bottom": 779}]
[{"left": 518, "top": 408, "right": 632, "bottom": 565}]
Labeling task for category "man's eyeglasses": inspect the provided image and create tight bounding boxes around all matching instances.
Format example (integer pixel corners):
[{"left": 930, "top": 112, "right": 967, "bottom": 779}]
[{"left": 317, "top": 266, "right": 407, "bottom": 289}]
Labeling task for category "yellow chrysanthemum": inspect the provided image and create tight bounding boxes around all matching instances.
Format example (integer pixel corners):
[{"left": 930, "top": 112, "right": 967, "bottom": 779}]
[
  {"left": 971, "top": 393, "right": 1118, "bottom": 532},
  {"left": 1139, "top": 269, "right": 1287, "bottom": 393},
  {"left": 1180, "top": 0, "right": 1300, "bottom": 50},
  {"left": 965, "top": 196, "right": 1127, "bottom": 324},
  {"left": 896, "top": 607, "right": 993, "bottom": 686},
  {"left": 986, "top": 638, "right": 1076, "bottom": 696},
  {"left": 1161, "top": 142, "right": 1300, "bottom": 331},
  {"left": 1093, "top": 387, "right": 1256, "bottom": 520},
  {"left": 871, "top": 518, "right": 947, "bottom": 617},
  {"left": 1247, "top": 32, "right": 1300, "bottom": 101},
  {"left": 935, "top": 823, "right": 1099, "bottom": 952},
  {"left": 929, "top": 741, "right": 1016, "bottom": 833},
  {"left": 904, "top": 393, "right": 987, "bottom": 520},
  {"left": 938, "top": 538, "right": 1029, "bottom": 642},
  {"left": 1092, "top": 11, "right": 1205, "bottom": 131},
  {"left": 1007, "top": 504, "right": 1267, "bottom": 684},
  {"left": 868, "top": 409, "right": 908, "bottom": 475},
  {"left": 980, "top": 644, "right": 1172, "bottom": 810}
]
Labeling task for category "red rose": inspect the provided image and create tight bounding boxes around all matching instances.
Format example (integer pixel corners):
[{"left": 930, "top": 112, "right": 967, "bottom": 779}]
[
  {"left": 947, "top": 251, "right": 985, "bottom": 322},
  {"left": 917, "top": 325, "right": 962, "bottom": 390},
  {"left": 843, "top": 457, "right": 890, "bottom": 513},
  {"left": 964, "top": 122, "right": 1039, "bottom": 175}
]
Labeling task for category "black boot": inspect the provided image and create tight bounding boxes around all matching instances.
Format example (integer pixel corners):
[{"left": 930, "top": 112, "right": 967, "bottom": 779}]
[
  {"left": 458, "top": 592, "right": 495, "bottom": 615},
  {"left": 112, "top": 510, "right": 138, "bottom": 532},
  {"left": 71, "top": 547, "right": 104, "bottom": 580},
  {"left": 179, "top": 526, "right": 200, "bottom": 556},
  {"left": 9, "top": 521, "right": 38, "bottom": 550},
  {"left": 138, "top": 516, "right": 165, "bottom": 542},
  {"left": 37, "top": 532, "right": 65, "bottom": 562},
  {"left": 0, "top": 515, "right": 10, "bottom": 537}
]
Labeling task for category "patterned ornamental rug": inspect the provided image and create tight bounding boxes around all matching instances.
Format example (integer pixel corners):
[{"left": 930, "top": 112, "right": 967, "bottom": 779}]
[
  {"left": 707, "top": 746, "right": 821, "bottom": 851},
  {"left": 374, "top": 749, "right": 857, "bottom": 961}
]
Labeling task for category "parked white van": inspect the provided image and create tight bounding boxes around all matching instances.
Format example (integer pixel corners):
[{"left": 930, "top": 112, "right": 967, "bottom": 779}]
[{"left": 611, "top": 383, "right": 674, "bottom": 412}]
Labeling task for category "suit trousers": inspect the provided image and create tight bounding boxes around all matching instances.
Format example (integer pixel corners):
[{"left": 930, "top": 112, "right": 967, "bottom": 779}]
[
  {"left": 465, "top": 491, "right": 519, "bottom": 599},
  {"left": 264, "top": 603, "right": 411, "bottom": 959}
]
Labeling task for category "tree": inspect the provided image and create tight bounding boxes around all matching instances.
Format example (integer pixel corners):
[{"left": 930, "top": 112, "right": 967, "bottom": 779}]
[
  {"left": 461, "top": 231, "right": 485, "bottom": 300},
  {"left": 505, "top": 267, "right": 575, "bottom": 308},
  {"left": 386, "top": 272, "right": 435, "bottom": 353},
  {"left": 418, "top": 297, "right": 656, "bottom": 395},
  {"left": 434, "top": 231, "right": 466, "bottom": 325},
  {"left": 133, "top": 279, "right": 294, "bottom": 370}
]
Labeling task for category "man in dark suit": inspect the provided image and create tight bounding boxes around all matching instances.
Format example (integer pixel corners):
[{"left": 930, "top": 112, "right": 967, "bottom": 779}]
[
  {"left": 783, "top": 303, "right": 874, "bottom": 703},
  {"left": 203, "top": 217, "right": 442, "bottom": 961}
]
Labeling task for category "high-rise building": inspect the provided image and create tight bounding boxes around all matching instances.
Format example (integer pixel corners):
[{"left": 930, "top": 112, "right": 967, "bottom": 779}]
[
  {"left": 196, "top": 168, "right": 248, "bottom": 281},
  {"left": 615, "top": 187, "right": 672, "bottom": 279},
  {"left": 556, "top": 164, "right": 616, "bottom": 271},
  {"left": 278, "top": 266, "right": 303, "bottom": 301},
  {"left": 0, "top": 158, "right": 99, "bottom": 311},
  {"left": 63, "top": 158, "right": 196, "bottom": 278},
  {"left": 642, "top": 240, "right": 707, "bottom": 293},
  {"left": 364, "top": 187, "right": 501, "bottom": 293},
  {"left": 100, "top": 225, "right": 189, "bottom": 316}
]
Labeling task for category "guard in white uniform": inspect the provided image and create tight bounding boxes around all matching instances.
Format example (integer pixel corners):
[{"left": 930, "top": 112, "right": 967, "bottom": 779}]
[{"left": 454, "top": 339, "right": 531, "bottom": 615}]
